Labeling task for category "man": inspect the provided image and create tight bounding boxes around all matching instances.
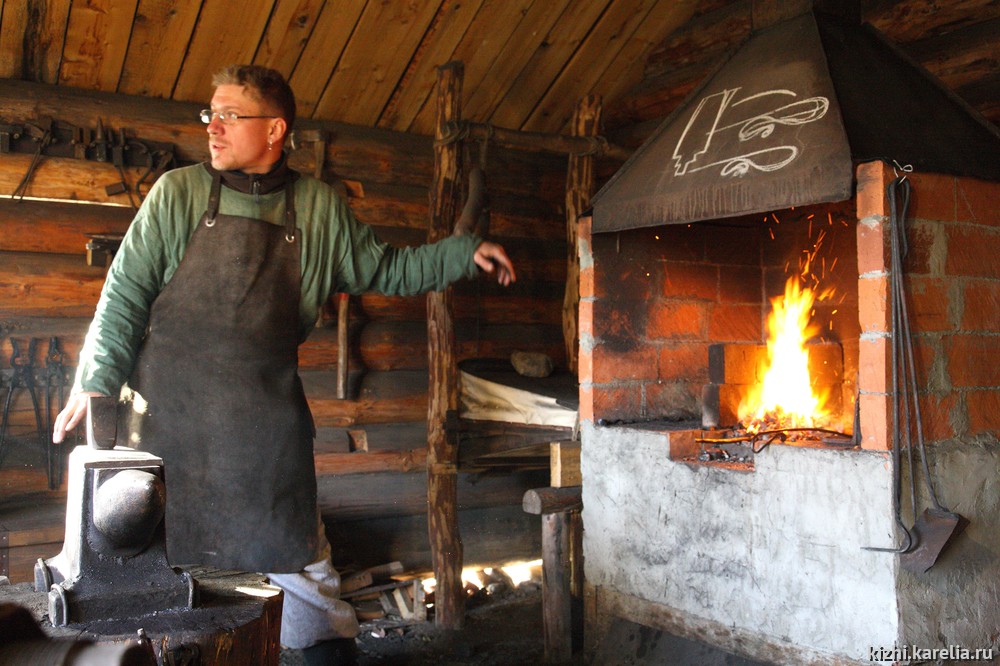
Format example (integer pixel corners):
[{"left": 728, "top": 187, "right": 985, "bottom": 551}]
[{"left": 52, "top": 64, "right": 515, "bottom": 665}]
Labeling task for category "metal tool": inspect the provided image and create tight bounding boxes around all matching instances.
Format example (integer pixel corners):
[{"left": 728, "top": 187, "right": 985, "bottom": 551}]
[
  {"left": 11, "top": 118, "right": 53, "bottom": 199},
  {"left": 865, "top": 174, "right": 965, "bottom": 570},
  {"left": 44, "top": 337, "right": 68, "bottom": 489},
  {"left": 885, "top": 175, "right": 965, "bottom": 573},
  {"left": 0, "top": 338, "right": 46, "bottom": 468}
]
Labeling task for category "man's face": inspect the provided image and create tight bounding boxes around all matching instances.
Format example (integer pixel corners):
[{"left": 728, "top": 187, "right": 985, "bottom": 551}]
[{"left": 206, "top": 84, "right": 281, "bottom": 174}]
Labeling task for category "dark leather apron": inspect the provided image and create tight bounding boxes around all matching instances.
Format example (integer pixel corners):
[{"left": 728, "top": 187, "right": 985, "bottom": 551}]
[{"left": 124, "top": 171, "right": 317, "bottom": 573}]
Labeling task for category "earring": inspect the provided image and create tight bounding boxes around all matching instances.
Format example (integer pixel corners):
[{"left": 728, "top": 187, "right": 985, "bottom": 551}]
[{"left": 267, "top": 139, "right": 273, "bottom": 150}]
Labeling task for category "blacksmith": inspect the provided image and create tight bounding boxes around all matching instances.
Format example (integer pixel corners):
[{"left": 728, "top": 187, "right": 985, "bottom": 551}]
[{"left": 52, "top": 64, "right": 515, "bottom": 665}]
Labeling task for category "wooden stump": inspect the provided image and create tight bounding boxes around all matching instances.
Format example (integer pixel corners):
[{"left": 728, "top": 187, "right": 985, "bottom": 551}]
[
  {"left": 0, "top": 567, "right": 282, "bottom": 665},
  {"left": 524, "top": 486, "right": 583, "bottom": 663}
]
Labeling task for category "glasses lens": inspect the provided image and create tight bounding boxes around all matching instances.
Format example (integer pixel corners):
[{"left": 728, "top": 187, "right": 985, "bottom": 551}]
[{"left": 199, "top": 109, "right": 212, "bottom": 124}]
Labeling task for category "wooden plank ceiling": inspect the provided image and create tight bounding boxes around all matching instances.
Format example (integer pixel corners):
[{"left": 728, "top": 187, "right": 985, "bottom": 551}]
[{"left": 0, "top": 0, "right": 997, "bottom": 141}]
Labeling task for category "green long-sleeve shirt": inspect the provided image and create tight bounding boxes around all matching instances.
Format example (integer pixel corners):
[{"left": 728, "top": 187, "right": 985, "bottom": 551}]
[{"left": 75, "top": 163, "right": 481, "bottom": 395}]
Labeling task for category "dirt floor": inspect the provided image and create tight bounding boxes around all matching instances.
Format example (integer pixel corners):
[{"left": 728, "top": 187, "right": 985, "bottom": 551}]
[{"left": 281, "top": 580, "right": 588, "bottom": 666}]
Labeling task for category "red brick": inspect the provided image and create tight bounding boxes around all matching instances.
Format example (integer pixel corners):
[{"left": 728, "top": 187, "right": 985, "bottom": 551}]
[
  {"left": 579, "top": 266, "right": 595, "bottom": 299},
  {"left": 857, "top": 219, "right": 888, "bottom": 274},
  {"left": 579, "top": 385, "right": 594, "bottom": 423},
  {"left": 855, "top": 160, "right": 893, "bottom": 220},
  {"left": 858, "top": 337, "right": 890, "bottom": 394},
  {"left": 859, "top": 392, "right": 891, "bottom": 451},
  {"left": 578, "top": 215, "right": 593, "bottom": 249},
  {"left": 709, "top": 304, "right": 762, "bottom": 342},
  {"left": 647, "top": 301, "right": 708, "bottom": 340},
  {"left": 659, "top": 343, "right": 710, "bottom": 383},
  {"left": 662, "top": 264, "right": 718, "bottom": 300},
  {"left": 956, "top": 176, "right": 1000, "bottom": 227},
  {"left": 901, "top": 220, "right": 942, "bottom": 276},
  {"left": 708, "top": 343, "right": 766, "bottom": 384},
  {"left": 720, "top": 265, "right": 763, "bottom": 304},
  {"left": 578, "top": 345, "right": 594, "bottom": 384},
  {"left": 594, "top": 262, "right": 656, "bottom": 299},
  {"left": 947, "top": 335, "right": 1000, "bottom": 388},
  {"left": 905, "top": 276, "right": 953, "bottom": 333},
  {"left": 914, "top": 338, "right": 946, "bottom": 393},
  {"left": 595, "top": 299, "right": 645, "bottom": 341},
  {"left": 967, "top": 389, "right": 1000, "bottom": 437},
  {"left": 919, "top": 393, "right": 960, "bottom": 443},
  {"left": 961, "top": 279, "right": 1000, "bottom": 332},
  {"left": 907, "top": 171, "right": 956, "bottom": 222},
  {"left": 579, "top": 299, "right": 594, "bottom": 337},
  {"left": 646, "top": 381, "right": 699, "bottom": 419},
  {"left": 593, "top": 384, "right": 642, "bottom": 422},
  {"left": 944, "top": 225, "right": 1000, "bottom": 279},
  {"left": 593, "top": 346, "right": 659, "bottom": 383},
  {"left": 858, "top": 276, "right": 890, "bottom": 333}
]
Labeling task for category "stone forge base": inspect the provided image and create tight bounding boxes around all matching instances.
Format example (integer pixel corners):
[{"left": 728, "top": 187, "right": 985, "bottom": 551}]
[{"left": 0, "top": 567, "right": 282, "bottom": 666}]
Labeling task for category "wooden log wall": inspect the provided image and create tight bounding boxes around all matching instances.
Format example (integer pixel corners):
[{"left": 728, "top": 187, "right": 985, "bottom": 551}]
[{"left": 0, "top": 79, "right": 568, "bottom": 572}]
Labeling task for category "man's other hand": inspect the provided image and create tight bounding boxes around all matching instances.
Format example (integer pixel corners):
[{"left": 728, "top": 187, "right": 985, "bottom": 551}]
[
  {"left": 52, "top": 392, "right": 105, "bottom": 444},
  {"left": 473, "top": 241, "right": 516, "bottom": 286}
]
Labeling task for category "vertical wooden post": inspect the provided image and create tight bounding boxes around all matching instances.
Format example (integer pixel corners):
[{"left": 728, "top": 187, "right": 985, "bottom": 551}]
[
  {"left": 335, "top": 293, "right": 349, "bottom": 399},
  {"left": 427, "top": 61, "right": 464, "bottom": 630},
  {"left": 563, "top": 95, "right": 602, "bottom": 374}
]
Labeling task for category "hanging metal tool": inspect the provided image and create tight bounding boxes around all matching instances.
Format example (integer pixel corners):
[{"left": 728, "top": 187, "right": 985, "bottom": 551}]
[
  {"left": 105, "top": 128, "right": 139, "bottom": 210},
  {"left": 44, "top": 337, "right": 68, "bottom": 489},
  {"left": 864, "top": 169, "right": 966, "bottom": 571},
  {"left": 11, "top": 118, "right": 53, "bottom": 199},
  {"left": 0, "top": 339, "right": 46, "bottom": 468},
  {"left": 884, "top": 173, "right": 966, "bottom": 573}
]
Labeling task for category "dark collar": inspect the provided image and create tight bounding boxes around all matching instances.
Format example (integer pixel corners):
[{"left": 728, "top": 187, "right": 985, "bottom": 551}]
[{"left": 203, "top": 152, "right": 298, "bottom": 195}]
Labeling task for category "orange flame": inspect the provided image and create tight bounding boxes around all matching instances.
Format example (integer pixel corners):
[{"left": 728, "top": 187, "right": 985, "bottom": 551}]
[{"left": 739, "top": 277, "right": 831, "bottom": 434}]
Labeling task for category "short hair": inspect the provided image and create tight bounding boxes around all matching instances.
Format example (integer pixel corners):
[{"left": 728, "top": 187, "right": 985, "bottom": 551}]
[{"left": 212, "top": 65, "right": 296, "bottom": 130}]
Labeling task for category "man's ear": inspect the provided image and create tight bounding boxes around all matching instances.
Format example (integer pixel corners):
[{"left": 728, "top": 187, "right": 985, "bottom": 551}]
[{"left": 270, "top": 117, "right": 289, "bottom": 145}]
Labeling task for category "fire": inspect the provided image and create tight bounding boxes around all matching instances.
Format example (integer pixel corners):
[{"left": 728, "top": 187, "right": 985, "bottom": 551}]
[{"left": 739, "top": 277, "right": 831, "bottom": 434}]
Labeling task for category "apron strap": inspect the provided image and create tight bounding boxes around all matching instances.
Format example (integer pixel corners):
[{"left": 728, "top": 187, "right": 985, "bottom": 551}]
[{"left": 204, "top": 171, "right": 222, "bottom": 227}]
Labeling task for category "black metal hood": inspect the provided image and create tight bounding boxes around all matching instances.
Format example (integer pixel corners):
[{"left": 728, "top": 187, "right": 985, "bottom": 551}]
[{"left": 592, "top": 11, "right": 1000, "bottom": 233}]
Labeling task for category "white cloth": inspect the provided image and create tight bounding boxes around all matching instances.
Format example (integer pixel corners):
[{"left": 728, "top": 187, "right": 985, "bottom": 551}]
[{"left": 268, "top": 516, "right": 360, "bottom": 649}]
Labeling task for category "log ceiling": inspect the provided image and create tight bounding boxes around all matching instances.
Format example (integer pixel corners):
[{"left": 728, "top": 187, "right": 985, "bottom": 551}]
[{"left": 0, "top": 0, "right": 996, "bottom": 143}]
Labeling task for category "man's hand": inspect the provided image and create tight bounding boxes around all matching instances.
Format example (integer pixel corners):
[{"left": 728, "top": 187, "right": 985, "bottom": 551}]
[
  {"left": 473, "top": 241, "right": 516, "bottom": 286},
  {"left": 52, "top": 392, "right": 106, "bottom": 444}
]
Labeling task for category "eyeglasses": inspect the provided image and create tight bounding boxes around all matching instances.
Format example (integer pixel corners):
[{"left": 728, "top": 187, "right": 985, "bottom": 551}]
[{"left": 200, "top": 109, "right": 278, "bottom": 125}]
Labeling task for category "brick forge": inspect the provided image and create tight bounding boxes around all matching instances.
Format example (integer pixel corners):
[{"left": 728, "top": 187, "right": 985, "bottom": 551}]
[
  {"left": 579, "top": 161, "right": 1000, "bottom": 663},
  {"left": 579, "top": 160, "right": 1000, "bottom": 452}
]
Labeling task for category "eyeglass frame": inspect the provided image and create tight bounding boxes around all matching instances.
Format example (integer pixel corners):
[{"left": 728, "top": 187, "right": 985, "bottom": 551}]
[{"left": 199, "top": 109, "right": 279, "bottom": 125}]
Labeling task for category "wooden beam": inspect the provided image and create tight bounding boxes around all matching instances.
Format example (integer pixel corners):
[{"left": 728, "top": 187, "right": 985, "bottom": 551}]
[
  {"left": 563, "top": 95, "right": 602, "bottom": 374},
  {"left": 426, "top": 61, "right": 465, "bottom": 630},
  {"left": 460, "top": 121, "right": 630, "bottom": 162},
  {"left": 313, "top": 449, "right": 428, "bottom": 476},
  {"left": 522, "top": 487, "right": 583, "bottom": 516}
]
